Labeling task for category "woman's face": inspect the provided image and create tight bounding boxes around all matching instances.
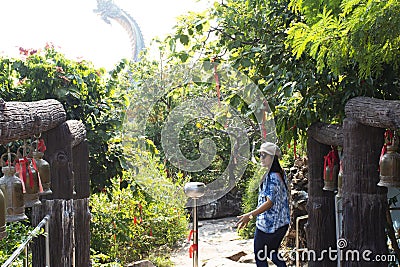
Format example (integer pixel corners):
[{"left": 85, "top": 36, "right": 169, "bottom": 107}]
[{"left": 259, "top": 152, "right": 273, "bottom": 168}]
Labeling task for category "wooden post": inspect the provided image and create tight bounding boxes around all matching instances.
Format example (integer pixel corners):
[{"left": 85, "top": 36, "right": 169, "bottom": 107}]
[
  {"left": 306, "top": 134, "right": 336, "bottom": 266},
  {"left": 342, "top": 118, "right": 388, "bottom": 266},
  {"left": 32, "top": 200, "right": 75, "bottom": 266},
  {"left": 73, "top": 139, "right": 91, "bottom": 266},
  {"left": 32, "top": 122, "right": 75, "bottom": 266}
]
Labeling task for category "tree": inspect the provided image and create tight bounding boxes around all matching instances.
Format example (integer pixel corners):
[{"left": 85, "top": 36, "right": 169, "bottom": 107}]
[
  {"left": 0, "top": 44, "right": 128, "bottom": 191},
  {"left": 287, "top": 0, "right": 400, "bottom": 82}
]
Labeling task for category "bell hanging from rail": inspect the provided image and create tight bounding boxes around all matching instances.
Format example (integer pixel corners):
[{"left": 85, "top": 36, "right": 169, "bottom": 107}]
[
  {"left": 16, "top": 157, "right": 42, "bottom": 208},
  {"left": 0, "top": 165, "right": 28, "bottom": 222},
  {"left": 32, "top": 151, "right": 52, "bottom": 195},
  {"left": 0, "top": 187, "right": 6, "bottom": 240},
  {"left": 16, "top": 142, "right": 43, "bottom": 208},
  {"left": 323, "top": 163, "right": 339, "bottom": 191},
  {"left": 323, "top": 149, "right": 339, "bottom": 192},
  {"left": 378, "top": 144, "right": 400, "bottom": 187}
]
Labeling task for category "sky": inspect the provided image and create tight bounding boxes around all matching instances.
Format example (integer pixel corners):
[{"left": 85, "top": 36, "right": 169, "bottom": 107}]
[{"left": 0, "top": 0, "right": 210, "bottom": 70}]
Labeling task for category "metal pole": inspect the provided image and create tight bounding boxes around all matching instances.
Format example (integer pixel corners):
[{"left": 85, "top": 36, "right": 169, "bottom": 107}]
[
  {"left": 45, "top": 218, "right": 50, "bottom": 267},
  {"left": 23, "top": 245, "right": 28, "bottom": 267},
  {"left": 295, "top": 215, "right": 308, "bottom": 267},
  {"left": 193, "top": 198, "right": 198, "bottom": 267},
  {"left": 335, "top": 195, "right": 342, "bottom": 267}
]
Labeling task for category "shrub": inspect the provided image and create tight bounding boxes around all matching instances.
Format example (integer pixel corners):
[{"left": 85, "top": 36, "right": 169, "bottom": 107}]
[
  {"left": 238, "top": 165, "right": 265, "bottom": 239},
  {"left": 0, "top": 220, "right": 34, "bottom": 265},
  {"left": 90, "top": 146, "right": 189, "bottom": 264}
]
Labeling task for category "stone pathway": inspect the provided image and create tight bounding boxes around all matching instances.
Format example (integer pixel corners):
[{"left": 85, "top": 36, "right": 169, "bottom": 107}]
[{"left": 170, "top": 217, "right": 257, "bottom": 267}]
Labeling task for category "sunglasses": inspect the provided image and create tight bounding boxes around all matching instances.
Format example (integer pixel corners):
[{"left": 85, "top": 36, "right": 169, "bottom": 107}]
[{"left": 259, "top": 153, "right": 268, "bottom": 159}]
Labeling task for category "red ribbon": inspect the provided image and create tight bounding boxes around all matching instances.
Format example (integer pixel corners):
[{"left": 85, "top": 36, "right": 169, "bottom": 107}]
[
  {"left": 17, "top": 157, "right": 35, "bottom": 189},
  {"left": 37, "top": 139, "right": 47, "bottom": 153},
  {"left": 212, "top": 58, "right": 221, "bottom": 107},
  {"left": 324, "top": 148, "right": 339, "bottom": 180},
  {"left": 187, "top": 229, "right": 196, "bottom": 242},
  {"left": 380, "top": 130, "right": 393, "bottom": 166},
  {"left": 189, "top": 244, "right": 198, "bottom": 258},
  {"left": 15, "top": 163, "right": 26, "bottom": 193},
  {"left": 261, "top": 100, "right": 268, "bottom": 140}
]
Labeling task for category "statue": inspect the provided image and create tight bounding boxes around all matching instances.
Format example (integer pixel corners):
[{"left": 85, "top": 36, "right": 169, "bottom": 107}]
[{"left": 94, "top": 0, "right": 145, "bottom": 61}]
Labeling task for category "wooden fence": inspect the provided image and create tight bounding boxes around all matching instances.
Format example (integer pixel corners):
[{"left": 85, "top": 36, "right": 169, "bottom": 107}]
[{"left": 0, "top": 98, "right": 90, "bottom": 266}]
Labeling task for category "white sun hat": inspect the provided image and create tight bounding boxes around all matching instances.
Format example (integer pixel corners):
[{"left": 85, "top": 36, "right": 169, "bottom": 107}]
[{"left": 258, "top": 142, "right": 282, "bottom": 159}]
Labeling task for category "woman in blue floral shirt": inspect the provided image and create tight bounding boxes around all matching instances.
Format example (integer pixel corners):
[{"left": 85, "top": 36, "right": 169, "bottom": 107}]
[{"left": 237, "top": 142, "right": 290, "bottom": 267}]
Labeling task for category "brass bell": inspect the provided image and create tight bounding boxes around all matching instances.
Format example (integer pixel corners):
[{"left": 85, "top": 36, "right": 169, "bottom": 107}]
[
  {"left": 323, "top": 149, "right": 339, "bottom": 192},
  {"left": 16, "top": 143, "right": 42, "bottom": 207},
  {"left": 0, "top": 165, "right": 28, "bottom": 222},
  {"left": 17, "top": 158, "right": 42, "bottom": 207},
  {"left": 32, "top": 151, "right": 52, "bottom": 195},
  {"left": 0, "top": 188, "right": 6, "bottom": 240},
  {"left": 378, "top": 144, "right": 400, "bottom": 187}
]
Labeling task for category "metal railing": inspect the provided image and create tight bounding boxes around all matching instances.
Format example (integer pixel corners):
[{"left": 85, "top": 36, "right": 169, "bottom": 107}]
[
  {"left": 1, "top": 215, "right": 50, "bottom": 267},
  {"left": 295, "top": 214, "right": 309, "bottom": 267}
]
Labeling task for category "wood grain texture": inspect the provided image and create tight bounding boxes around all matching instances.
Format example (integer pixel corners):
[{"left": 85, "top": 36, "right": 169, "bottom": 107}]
[
  {"left": 345, "top": 96, "right": 400, "bottom": 129},
  {"left": 0, "top": 99, "right": 66, "bottom": 144}
]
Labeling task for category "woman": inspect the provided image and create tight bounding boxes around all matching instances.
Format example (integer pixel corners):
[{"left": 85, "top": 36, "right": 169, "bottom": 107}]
[{"left": 237, "top": 142, "right": 290, "bottom": 267}]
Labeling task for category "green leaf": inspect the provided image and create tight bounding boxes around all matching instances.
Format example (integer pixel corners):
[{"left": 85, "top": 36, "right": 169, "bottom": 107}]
[{"left": 179, "top": 34, "right": 189, "bottom": 45}]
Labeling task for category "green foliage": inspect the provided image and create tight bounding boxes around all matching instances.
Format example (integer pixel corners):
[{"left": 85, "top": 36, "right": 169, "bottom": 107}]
[
  {"left": 287, "top": 0, "right": 400, "bottom": 79},
  {"left": 0, "top": 45, "right": 129, "bottom": 191},
  {"left": 158, "top": 0, "right": 400, "bottom": 154},
  {"left": 238, "top": 164, "right": 265, "bottom": 239},
  {"left": 90, "top": 146, "right": 188, "bottom": 264},
  {"left": 0, "top": 220, "right": 34, "bottom": 264}
]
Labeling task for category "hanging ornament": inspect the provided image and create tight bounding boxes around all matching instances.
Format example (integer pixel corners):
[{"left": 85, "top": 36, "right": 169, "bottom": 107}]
[
  {"left": 323, "top": 147, "right": 339, "bottom": 192},
  {"left": 32, "top": 136, "right": 51, "bottom": 195},
  {"left": 16, "top": 141, "right": 42, "bottom": 207},
  {"left": 0, "top": 150, "right": 27, "bottom": 222},
  {"left": 378, "top": 130, "right": 400, "bottom": 187}
]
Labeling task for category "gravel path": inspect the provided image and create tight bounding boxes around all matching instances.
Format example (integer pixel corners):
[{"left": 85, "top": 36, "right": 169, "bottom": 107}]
[{"left": 170, "top": 217, "right": 257, "bottom": 267}]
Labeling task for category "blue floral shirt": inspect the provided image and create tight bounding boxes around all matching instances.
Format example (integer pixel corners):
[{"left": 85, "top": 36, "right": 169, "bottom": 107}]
[{"left": 256, "top": 171, "right": 290, "bottom": 233}]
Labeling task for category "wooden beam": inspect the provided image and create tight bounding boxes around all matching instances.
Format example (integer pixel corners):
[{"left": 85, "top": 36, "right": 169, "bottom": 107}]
[
  {"left": 0, "top": 99, "right": 66, "bottom": 144},
  {"left": 345, "top": 96, "right": 400, "bottom": 129},
  {"left": 66, "top": 120, "right": 86, "bottom": 148},
  {"left": 308, "top": 122, "right": 343, "bottom": 147}
]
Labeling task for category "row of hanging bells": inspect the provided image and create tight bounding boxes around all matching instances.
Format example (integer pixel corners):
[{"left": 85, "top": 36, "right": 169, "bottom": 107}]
[{"left": 0, "top": 138, "right": 52, "bottom": 240}]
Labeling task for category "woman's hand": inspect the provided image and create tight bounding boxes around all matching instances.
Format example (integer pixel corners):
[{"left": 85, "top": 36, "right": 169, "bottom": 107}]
[{"left": 236, "top": 213, "right": 253, "bottom": 230}]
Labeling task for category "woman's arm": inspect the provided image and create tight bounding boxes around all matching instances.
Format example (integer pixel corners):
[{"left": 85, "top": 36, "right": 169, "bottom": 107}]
[{"left": 236, "top": 197, "right": 273, "bottom": 230}]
